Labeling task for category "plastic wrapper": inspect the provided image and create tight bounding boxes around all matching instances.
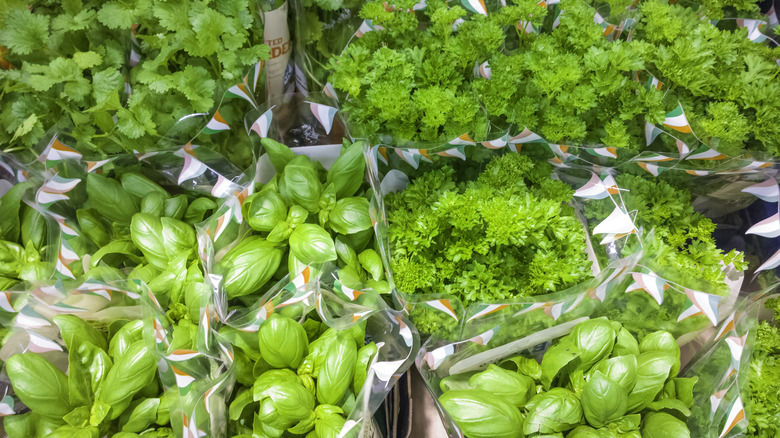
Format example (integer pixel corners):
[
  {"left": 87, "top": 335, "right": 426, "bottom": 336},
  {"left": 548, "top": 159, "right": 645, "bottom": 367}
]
[
  {"left": 366, "top": 143, "right": 742, "bottom": 342},
  {"left": 0, "top": 278, "right": 147, "bottom": 423},
  {"left": 415, "top": 291, "right": 761, "bottom": 438}
]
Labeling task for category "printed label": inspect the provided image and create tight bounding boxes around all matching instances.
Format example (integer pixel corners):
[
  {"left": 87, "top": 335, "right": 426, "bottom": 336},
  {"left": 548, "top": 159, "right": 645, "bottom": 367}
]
[{"left": 261, "top": 2, "right": 292, "bottom": 100}]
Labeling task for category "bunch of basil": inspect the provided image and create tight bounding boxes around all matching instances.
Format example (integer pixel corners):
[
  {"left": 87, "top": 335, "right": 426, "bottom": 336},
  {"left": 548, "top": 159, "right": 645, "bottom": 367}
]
[
  {"left": 438, "top": 318, "right": 696, "bottom": 438},
  {"left": 69, "top": 170, "right": 219, "bottom": 325},
  {"left": 214, "top": 138, "right": 387, "bottom": 300},
  {"left": 225, "top": 313, "right": 377, "bottom": 438},
  {"left": 4, "top": 316, "right": 175, "bottom": 437},
  {"left": 0, "top": 181, "right": 49, "bottom": 289}
]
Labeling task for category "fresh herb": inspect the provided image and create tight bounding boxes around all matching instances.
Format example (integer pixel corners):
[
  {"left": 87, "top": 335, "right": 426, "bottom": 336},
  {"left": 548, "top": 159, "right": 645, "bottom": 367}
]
[
  {"left": 746, "top": 298, "right": 780, "bottom": 437},
  {"left": 439, "top": 318, "right": 696, "bottom": 438},
  {"left": 4, "top": 316, "right": 173, "bottom": 437},
  {"left": 386, "top": 152, "right": 593, "bottom": 333},
  {"left": 225, "top": 314, "right": 377, "bottom": 437}
]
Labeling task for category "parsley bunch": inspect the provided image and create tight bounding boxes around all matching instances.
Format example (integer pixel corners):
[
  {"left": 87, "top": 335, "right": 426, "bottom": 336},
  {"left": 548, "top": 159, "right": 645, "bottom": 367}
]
[
  {"left": 327, "top": 0, "right": 519, "bottom": 143},
  {"left": 0, "top": 0, "right": 269, "bottom": 162},
  {"left": 585, "top": 174, "right": 745, "bottom": 290},
  {"left": 747, "top": 298, "right": 780, "bottom": 437},
  {"left": 386, "top": 153, "right": 593, "bottom": 332}
]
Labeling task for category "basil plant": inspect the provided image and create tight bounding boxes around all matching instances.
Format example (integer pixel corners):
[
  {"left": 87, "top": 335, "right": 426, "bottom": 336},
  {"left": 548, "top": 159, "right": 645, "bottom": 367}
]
[
  {"left": 215, "top": 138, "right": 388, "bottom": 300},
  {"left": 438, "top": 318, "right": 696, "bottom": 438}
]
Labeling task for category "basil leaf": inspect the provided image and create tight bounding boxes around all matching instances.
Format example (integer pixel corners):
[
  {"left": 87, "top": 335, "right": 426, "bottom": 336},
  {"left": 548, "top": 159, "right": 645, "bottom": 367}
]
[
  {"left": 645, "top": 398, "right": 691, "bottom": 417},
  {"left": 282, "top": 160, "right": 323, "bottom": 213},
  {"left": 77, "top": 209, "right": 111, "bottom": 247},
  {"left": 641, "top": 412, "right": 691, "bottom": 438},
  {"left": 20, "top": 204, "right": 46, "bottom": 250},
  {"left": 612, "top": 327, "right": 640, "bottom": 357},
  {"left": 160, "top": 217, "right": 196, "bottom": 260},
  {"left": 329, "top": 197, "right": 372, "bottom": 235},
  {"left": 95, "top": 340, "right": 157, "bottom": 420},
  {"left": 267, "top": 221, "right": 292, "bottom": 243},
  {"left": 502, "top": 356, "right": 543, "bottom": 382},
  {"left": 64, "top": 404, "right": 90, "bottom": 427},
  {"left": 86, "top": 173, "right": 139, "bottom": 225},
  {"left": 43, "top": 424, "right": 100, "bottom": 438},
  {"left": 590, "top": 355, "right": 638, "bottom": 394},
  {"left": 540, "top": 338, "right": 579, "bottom": 389},
  {"left": 163, "top": 195, "right": 188, "bottom": 220},
  {"left": 581, "top": 371, "right": 628, "bottom": 428},
  {"left": 184, "top": 197, "right": 217, "bottom": 224},
  {"left": 523, "top": 387, "right": 583, "bottom": 435},
  {"left": 354, "top": 342, "right": 378, "bottom": 394},
  {"left": 261, "top": 137, "right": 297, "bottom": 172},
  {"left": 108, "top": 320, "right": 144, "bottom": 360},
  {"left": 318, "top": 183, "right": 337, "bottom": 212},
  {"left": 90, "top": 239, "right": 142, "bottom": 268},
  {"left": 440, "top": 373, "right": 475, "bottom": 392},
  {"left": 570, "top": 318, "right": 616, "bottom": 371},
  {"left": 639, "top": 331, "right": 681, "bottom": 377},
  {"left": 0, "top": 181, "right": 31, "bottom": 242},
  {"left": 215, "top": 236, "right": 283, "bottom": 298},
  {"left": 120, "top": 172, "right": 169, "bottom": 200},
  {"left": 288, "top": 205, "right": 309, "bottom": 226},
  {"left": 627, "top": 352, "right": 677, "bottom": 413},
  {"left": 358, "top": 249, "right": 384, "bottom": 281},
  {"left": 468, "top": 364, "right": 536, "bottom": 407},
  {"left": 140, "top": 192, "right": 166, "bottom": 217},
  {"left": 121, "top": 398, "right": 160, "bottom": 432},
  {"left": 258, "top": 314, "right": 309, "bottom": 369},
  {"left": 229, "top": 388, "right": 256, "bottom": 421},
  {"left": 567, "top": 426, "right": 600, "bottom": 437},
  {"left": 130, "top": 213, "right": 167, "bottom": 270},
  {"left": 289, "top": 224, "right": 336, "bottom": 265},
  {"left": 326, "top": 140, "right": 366, "bottom": 198},
  {"left": 5, "top": 411, "right": 63, "bottom": 438},
  {"left": 317, "top": 333, "right": 357, "bottom": 405},
  {"left": 243, "top": 191, "right": 286, "bottom": 232},
  {"left": 6, "top": 353, "right": 73, "bottom": 419},
  {"left": 335, "top": 235, "right": 359, "bottom": 269},
  {"left": 670, "top": 377, "right": 697, "bottom": 408},
  {"left": 439, "top": 389, "right": 524, "bottom": 438}
]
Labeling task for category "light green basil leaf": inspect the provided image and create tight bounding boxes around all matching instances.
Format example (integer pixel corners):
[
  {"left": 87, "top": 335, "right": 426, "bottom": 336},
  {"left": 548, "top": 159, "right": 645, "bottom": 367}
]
[
  {"left": 354, "top": 342, "right": 378, "bottom": 394},
  {"left": 121, "top": 398, "right": 160, "bottom": 432},
  {"left": 639, "top": 331, "right": 681, "bottom": 377},
  {"left": 244, "top": 191, "right": 286, "bottom": 232},
  {"left": 53, "top": 314, "right": 108, "bottom": 352},
  {"left": 108, "top": 320, "right": 144, "bottom": 361},
  {"left": 567, "top": 426, "right": 600, "bottom": 438},
  {"left": 267, "top": 220, "right": 292, "bottom": 243},
  {"left": 502, "top": 356, "right": 543, "bottom": 382},
  {"left": 570, "top": 318, "right": 616, "bottom": 371},
  {"left": 329, "top": 197, "right": 371, "bottom": 235},
  {"left": 439, "top": 373, "right": 475, "bottom": 393},
  {"left": 43, "top": 424, "right": 100, "bottom": 438},
  {"left": 612, "top": 327, "right": 639, "bottom": 358},
  {"left": 627, "top": 352, "right": 677, "bottom": 413},
  {"left": 229, "top": 388, "right": 256, "bottom": 421},
  {"left": 641, "top": 412, "right": 690, "bottom": 438},
  {"left": 261, "top": 138, "right": 297, "bottom": 172},
  {"left": 130, "top": 213, "right": 167, "bottom": 269},
  {"left": 89, "top": 239, "right": 142, "bottom": 268},
  {"left": 439, "top": 389, "right": 524, "bottom": 438},
  {"left": 184, "top": 197, "right": 217, "bottom": 224},
  {"left": 258, "top": 314, "right": 309, "bottom": 369},
  {"left": 334, "top": 235, "right": 359, "bottom": 269},
  {"left": 90, "top": 399, "right": 111, "bottom": 426},
  {"left": 590, "top": 355, "right": 638, "bottom": 394},
  {"left": 288, "top": 252, "right": 308, "bottom": 278},
  {"left": 468, "top": 364, "right": 535, "bottom": 407},
  {"left": 283, "top": 160, "right": 322, "bottom": 213},
  {"left": 345, "top": 228, "right": 373, "bottom": 252},
  {"left": 4, "top": 411, "right": 62, "bottom": 438},
  {"left": 582, "top": 371, "right": 627, "bottom": 428},
  {"left": 160, "top": 217, "right": 196, "bottom": 260},
  {"left": 669, "top": 377, "right": 697, "bottom": 408},
  {"left": 358, "top": 248, "right": 383, "bottom": 281},
  {"left": 64, "top": 406, "right": 90, "bottom": 427},
  {"left": 120, "top": 172, "right": 169, "bottom": 200},
  {"left": 6, "top": 353, "right": 73, "bottom": 419},
  {"left": 523, "top": 388, "right": 583, "bottom": 435},
  {"left": 289, "top": 224, "right": 336, "bottom": 264},
  {"left": 215, "top": 236, "right": 283, "bottom": 298},
  {"left": 163, "top": 195, "right": 188, "bottom": 220},
  {"left": 140, "top": 192, "right": 166, "bottom": 217},
  {"left": 318, "top": 183, "right": 337, "bottom": 212},
  {"left": 288, "top": 204, "right": 309, "bottom": 226},
  {"left": 326, "top": 140, "right": 366, "bottom": 198},
  {"left": 96, "top": 340, "right": 157, "bottom": 420},
  {"left": 645, "top": 398, "right": 691, "bottom": 417},
  {"left": 317, "top": 333, "right": 357, "bottom": 405},
  {"left": 87, "top": 173, "right": 139, "bottom": 225}
]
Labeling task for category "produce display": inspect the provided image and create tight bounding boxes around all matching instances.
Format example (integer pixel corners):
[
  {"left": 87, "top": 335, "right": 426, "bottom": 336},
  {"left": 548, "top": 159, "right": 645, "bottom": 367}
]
[
  {"left": 438, "top": 318, "right": 696, "bottom": 438},
  {"left": 1, "top": 0, "right": 779, "bottom": 437}
]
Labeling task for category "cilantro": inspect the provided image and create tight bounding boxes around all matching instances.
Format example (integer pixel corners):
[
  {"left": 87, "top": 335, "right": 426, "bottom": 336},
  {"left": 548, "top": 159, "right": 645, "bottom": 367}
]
[{"left": 0, "top": 0, "right": 269, "bottom": 166}]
